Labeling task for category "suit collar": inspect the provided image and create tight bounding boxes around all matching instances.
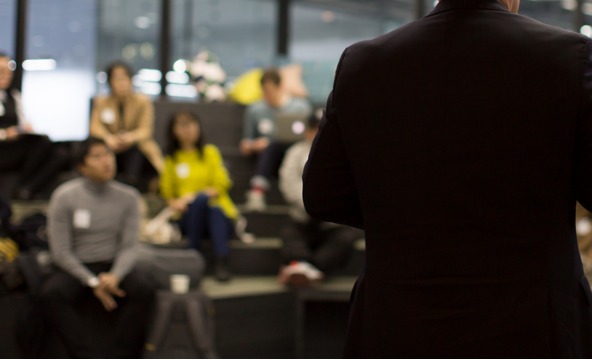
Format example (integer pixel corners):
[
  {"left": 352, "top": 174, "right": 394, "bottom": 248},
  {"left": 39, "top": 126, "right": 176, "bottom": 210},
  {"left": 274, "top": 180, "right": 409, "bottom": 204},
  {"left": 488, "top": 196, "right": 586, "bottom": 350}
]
[{"left": 427, "top": 0, "right": 508, "bottom": 17}]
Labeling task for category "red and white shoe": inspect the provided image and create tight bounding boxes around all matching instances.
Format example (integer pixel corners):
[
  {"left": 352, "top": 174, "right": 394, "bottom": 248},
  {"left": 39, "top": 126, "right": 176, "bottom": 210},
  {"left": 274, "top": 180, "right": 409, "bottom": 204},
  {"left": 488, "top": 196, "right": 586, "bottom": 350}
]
[{"left": 278, "top": 261, "right": 324, "bottom": 288}]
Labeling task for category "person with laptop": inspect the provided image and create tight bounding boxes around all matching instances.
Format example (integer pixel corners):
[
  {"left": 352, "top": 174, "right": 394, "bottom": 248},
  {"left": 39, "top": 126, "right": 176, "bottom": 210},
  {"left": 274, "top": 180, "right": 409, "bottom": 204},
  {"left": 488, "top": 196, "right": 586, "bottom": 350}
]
[{"left": 239, "top": 68, "right": 311, "bottom": 212}]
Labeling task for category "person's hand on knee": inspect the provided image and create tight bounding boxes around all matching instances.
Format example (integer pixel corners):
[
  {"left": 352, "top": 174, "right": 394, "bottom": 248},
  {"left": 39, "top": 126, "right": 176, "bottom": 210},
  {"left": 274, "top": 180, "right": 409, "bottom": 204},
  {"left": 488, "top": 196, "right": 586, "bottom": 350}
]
[
  {"left": 93, "top": 286, "right": 119, "bottom": 311},
  {"left": 99, "top": 273, "right": 125, "bottom": 296}
]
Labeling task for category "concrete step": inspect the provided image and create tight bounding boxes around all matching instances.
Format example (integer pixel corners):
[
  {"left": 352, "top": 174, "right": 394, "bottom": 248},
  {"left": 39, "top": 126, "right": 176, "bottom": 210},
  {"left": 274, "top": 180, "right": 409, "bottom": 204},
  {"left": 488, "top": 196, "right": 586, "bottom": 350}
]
[
  {"left": 224, "top": 237, "right": 364, "bottom": 277},
  {"left": 10, "top": 201, "right": 365, "bottom": 277}
]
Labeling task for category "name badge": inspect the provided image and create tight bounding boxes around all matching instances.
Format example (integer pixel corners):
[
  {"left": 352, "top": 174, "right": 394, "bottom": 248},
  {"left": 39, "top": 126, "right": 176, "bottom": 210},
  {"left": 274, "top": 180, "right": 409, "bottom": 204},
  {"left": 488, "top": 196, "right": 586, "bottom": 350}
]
[
  {"left": 258, "top": 118, "right": 274, "bottom": 135},
  {"left": 176, "top": 163, "right": 190, "bottom": 179},
  {"left": 73, "top": 209, "right": 91, "bottom": 229},
  {"left": 0, "top": 102, "right": 5, "bottom": 117},
  {"left": 101, "top": 109, "right": 116, "bottom": 124}
]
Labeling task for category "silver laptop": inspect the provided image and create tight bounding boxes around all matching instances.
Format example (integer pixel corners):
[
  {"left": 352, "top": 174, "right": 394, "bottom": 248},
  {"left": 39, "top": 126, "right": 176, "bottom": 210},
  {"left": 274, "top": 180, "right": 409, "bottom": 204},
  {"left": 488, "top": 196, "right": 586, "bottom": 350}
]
[{"left": 274, "top": 111, "right": 311, "bottom": 143}]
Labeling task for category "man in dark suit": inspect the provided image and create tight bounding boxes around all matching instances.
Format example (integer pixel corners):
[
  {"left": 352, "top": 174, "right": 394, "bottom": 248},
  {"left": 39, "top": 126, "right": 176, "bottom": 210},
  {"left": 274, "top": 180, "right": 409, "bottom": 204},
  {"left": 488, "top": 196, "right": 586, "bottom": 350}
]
[{"left": 302, "top": 0, "right": 592, "bottom": 357}]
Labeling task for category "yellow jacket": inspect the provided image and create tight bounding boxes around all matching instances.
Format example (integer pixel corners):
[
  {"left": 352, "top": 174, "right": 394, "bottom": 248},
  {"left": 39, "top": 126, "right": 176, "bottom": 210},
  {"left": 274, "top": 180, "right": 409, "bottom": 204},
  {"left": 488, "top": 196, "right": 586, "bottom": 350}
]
[{"left": 160, "top": 144, "right": 238, "bottom": 220}]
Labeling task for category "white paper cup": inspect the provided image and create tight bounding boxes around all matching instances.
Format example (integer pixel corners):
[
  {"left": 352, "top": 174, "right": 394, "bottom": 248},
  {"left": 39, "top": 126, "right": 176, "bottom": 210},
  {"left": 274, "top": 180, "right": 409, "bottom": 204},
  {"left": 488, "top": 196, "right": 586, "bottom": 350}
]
[{"left": 170, "top": 274, "right": 190, "bottom": 294}]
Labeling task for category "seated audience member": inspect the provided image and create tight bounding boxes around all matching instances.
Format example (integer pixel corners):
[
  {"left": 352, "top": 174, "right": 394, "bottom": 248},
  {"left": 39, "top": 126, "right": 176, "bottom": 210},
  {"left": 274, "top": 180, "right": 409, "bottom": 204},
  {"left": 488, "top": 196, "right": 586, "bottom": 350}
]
[
  {"left": 160, "top": 111, "right": 238, "bottom": 282},
  {"left": 576, "top": 203, "right": 592, "bottom": 280},
  {"left": 0, "top": 53, "right": 64, "bottom": 200},
  {"left": 90, "top": 61, "right": 164, "bottom": 189},
  {"left": 240, "top": 68, "right": 311, "bottom": 212},
  {"left": 278, "top": 114, "right": 362, "bottom": 287},
  {"left": 40, "top": 137, "right": 156, "bottom": 358}
]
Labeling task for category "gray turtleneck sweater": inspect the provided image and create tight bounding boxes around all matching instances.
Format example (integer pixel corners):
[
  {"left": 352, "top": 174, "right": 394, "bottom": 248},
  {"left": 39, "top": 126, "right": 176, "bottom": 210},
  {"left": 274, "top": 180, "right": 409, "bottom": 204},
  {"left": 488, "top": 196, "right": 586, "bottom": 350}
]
[{"left": 48, "top": 177, "right": 140, "bottom": 285}]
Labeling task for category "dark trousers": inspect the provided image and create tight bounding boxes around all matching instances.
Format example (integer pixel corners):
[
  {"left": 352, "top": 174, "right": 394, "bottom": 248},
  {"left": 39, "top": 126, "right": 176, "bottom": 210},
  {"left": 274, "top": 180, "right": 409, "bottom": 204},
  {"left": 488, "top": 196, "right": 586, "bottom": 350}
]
[
  {"left": 115, "top": 145, "right": 145, "bottom": 183},
  {"left": 39, "top": 262, "right": 156, "bottom": 358},
  {"left": 254, "top": 141, "right": 292, "bottom": 183},
  {"left": 179, "top": 194, "right": 233, "bottom": 257},
  {"left": 281, "top": 220, "right": 361, "bottom": 273},
  {"left": 0, "top": 134, "right": 63, "bottom": 195}
]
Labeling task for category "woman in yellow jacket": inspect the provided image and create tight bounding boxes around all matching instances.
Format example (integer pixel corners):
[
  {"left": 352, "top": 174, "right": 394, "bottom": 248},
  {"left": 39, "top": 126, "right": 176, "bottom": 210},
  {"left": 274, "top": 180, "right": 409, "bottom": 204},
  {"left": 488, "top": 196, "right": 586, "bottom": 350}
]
[{"left": 160, "top": 111, "right": 238, "bottom": 281}]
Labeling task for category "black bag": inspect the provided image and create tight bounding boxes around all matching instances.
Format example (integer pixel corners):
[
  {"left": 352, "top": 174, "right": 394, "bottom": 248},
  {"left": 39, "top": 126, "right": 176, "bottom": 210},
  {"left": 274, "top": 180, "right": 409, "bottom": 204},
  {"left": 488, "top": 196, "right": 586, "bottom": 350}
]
[
  {"left": 14, "top": 213, "right": 49, "bottom": 250},
  {"left": 143, "top": 290, "right": 217, "bottom": 359},
  {"left": 15, "top": 248, "right": 54, "bottom": 296}
]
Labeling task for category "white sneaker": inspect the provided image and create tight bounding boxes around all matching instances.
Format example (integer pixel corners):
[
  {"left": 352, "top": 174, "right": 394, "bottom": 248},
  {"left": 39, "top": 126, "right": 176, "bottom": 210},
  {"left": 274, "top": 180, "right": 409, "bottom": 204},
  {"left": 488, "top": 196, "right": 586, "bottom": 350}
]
[
  {"left": 278, "top": 261, "right": 324, "bottom": 288},
  {"left": 235, "top": 215, "right": 256, "bottom": 244},
  {"left": 244, "top": 190, "right": 266, "bottom": 212}
]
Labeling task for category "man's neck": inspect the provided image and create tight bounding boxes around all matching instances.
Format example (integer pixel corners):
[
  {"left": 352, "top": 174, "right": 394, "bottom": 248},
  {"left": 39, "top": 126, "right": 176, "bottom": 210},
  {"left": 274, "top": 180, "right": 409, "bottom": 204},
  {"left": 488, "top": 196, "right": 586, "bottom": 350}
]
[
  {"left": 269, "top": 94, "right": 289, "bottom": 109},
  {"left": 83, "top": 177, "right": 111, "bottom": 193}
]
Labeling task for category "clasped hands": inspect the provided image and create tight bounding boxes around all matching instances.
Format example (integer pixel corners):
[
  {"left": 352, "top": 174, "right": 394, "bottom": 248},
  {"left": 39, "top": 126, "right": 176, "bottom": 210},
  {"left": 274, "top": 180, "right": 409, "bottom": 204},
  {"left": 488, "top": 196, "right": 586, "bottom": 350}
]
[
  {"left": 105, "top": 132, "right": 134, "bottom": 153},
  {"left": 92, "top": 272, "right": 125, "bottom": 312},
  {"left": 168, "top": 188, "right": 220, "bottom": 213}
]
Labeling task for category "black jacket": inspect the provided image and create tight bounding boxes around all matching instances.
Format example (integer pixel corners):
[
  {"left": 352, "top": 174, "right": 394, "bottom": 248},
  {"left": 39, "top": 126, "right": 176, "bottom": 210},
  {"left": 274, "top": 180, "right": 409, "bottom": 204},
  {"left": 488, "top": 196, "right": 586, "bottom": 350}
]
[{"left": 303, "top": 0, "right": 592, "bottom": 357}]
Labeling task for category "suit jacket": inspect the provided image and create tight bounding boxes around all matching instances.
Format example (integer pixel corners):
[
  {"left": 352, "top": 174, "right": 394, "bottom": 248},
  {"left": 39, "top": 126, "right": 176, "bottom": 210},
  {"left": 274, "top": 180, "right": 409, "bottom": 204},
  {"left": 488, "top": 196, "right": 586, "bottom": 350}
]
[
  {"left": 303, "top": 0, "right": 592, "bottom": 357},
  {"left": 90, "top": 93, "right": 164, "bottom": 173}
]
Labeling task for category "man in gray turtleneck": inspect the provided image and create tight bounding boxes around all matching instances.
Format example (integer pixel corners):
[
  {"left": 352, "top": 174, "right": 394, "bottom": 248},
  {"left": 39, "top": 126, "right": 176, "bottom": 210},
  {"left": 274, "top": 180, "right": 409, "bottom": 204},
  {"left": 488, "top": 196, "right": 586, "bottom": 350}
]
[{"left": 40, "top": 137, "right": 155, "bottom": 358}]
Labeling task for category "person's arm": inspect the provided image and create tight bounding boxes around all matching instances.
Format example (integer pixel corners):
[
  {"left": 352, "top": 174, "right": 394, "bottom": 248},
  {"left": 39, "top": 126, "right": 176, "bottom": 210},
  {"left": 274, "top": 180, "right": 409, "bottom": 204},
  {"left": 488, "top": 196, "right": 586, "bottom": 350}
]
[
  {"left": 240, "top": 106, "right": 257, "bottom": 155},
  {"left": 123, "top": 95, "right": 154, "bottom": 144},
  {"left": 207, "top": 145, "right": 232, "bottom": 195},
  {"left": 48, "top": 189, "right": 96, "bottom": 284},
  {"left": 302, "top": 48, "right": 364, "bottom": 229},
  {"left": 279, "top": 143, "right": 306, "bottom": 210},
  {"left": 160, "top": 156, "right": 190, "bottom": 212},
  {"left": 11, "top": 90, "right": 32, "bottom": 132},
  {"left": 89, "top": 97, "right": 112, "bottom": 139},
  {"left": 109, "top": 191, "right": 140, "bottom": 280},
  {"left": 159, "top": 156, "right": 177, "bottom": 200}
]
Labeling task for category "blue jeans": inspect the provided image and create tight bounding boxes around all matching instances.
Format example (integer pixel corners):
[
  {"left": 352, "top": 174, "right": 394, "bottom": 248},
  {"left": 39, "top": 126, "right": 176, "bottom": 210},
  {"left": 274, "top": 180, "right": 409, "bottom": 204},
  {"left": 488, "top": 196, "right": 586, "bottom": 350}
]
[
  {"left": 179, "top": 194, "right": 233, "bottom": 257},
  {"left": 251, "top": 141, "right": 292, "bottom": 190}
]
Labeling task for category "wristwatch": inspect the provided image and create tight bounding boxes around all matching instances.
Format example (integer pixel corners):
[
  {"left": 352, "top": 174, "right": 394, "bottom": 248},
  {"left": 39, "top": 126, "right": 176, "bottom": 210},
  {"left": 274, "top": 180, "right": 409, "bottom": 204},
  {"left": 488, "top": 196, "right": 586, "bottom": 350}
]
[
  {"left": 87, "top": 276, "right": 100, "bottom": 288},
  {"left": 0, "top": 129, "right": 6, "bottom": 141}
]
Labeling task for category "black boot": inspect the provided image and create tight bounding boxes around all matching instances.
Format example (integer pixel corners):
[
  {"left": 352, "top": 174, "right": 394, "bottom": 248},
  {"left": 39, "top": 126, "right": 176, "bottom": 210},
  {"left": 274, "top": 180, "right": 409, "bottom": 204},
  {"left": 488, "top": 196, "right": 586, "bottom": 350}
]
[{"left": 215, "top": 256, "right": 231, "bottom": 282}]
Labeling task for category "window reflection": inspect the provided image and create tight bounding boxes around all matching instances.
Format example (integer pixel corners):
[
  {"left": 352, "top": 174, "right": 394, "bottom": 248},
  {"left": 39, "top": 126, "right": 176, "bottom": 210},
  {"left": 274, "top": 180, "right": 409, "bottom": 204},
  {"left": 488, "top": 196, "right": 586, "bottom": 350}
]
[{"left": 0, "top": 0, "right": 16, "bottom": 55}]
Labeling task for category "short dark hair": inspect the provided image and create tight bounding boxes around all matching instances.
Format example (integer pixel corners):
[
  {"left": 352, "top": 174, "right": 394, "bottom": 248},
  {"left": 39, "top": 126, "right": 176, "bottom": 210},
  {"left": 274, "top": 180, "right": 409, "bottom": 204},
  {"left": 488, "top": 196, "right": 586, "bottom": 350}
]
[
  {"left": 73, "top": 137, "right": 108, "bottom": 167},
  {"left": 260, "top": 68, "right": 281, "bottom": 87},
  {"left": 105, "top": 61, "right": 134, "bottom": 87}
]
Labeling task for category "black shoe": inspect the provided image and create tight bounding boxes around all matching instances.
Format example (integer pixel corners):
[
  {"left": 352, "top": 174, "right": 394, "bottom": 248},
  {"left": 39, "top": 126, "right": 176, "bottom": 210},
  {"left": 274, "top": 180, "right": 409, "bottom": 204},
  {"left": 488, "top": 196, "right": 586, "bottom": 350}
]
[{"left": 215, "top": 256, "right": 232, "bottom": 282}]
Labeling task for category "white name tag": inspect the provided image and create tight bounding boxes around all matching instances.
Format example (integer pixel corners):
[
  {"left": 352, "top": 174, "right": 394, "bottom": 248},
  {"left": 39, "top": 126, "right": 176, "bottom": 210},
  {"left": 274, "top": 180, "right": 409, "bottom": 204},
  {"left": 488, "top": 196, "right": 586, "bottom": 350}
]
[
  {"left": 73, "top": 209, "right": 91, "bottom": 229},
  {"left": 258, "top": 118, "right": 274, "bottom": 135},
  {"left": 101, "top": 109, "right": 116, "bottom": 124},
  {"left": 0, "top": 102, "right": 5, "bottom": 117},
  {"left": 176, "top": 163, "right": 190, "bottom": 179}
]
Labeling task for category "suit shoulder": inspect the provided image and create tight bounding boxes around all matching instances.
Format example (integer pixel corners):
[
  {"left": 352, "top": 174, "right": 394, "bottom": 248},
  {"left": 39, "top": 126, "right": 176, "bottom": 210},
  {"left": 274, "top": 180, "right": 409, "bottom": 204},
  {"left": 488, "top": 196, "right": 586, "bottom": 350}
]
[
  {"left": 346, "top": 21, "right": 415, "bottom": 54},
  {"left": 515, "top": 13, "right": 588, "bottom": 42}
]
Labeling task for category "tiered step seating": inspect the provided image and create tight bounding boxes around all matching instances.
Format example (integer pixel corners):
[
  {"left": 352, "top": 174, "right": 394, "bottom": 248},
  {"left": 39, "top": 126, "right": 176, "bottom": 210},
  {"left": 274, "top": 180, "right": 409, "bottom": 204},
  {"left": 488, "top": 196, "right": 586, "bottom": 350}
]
[{"left": 0, "top": 100, "right": 364, "bottom": 358}]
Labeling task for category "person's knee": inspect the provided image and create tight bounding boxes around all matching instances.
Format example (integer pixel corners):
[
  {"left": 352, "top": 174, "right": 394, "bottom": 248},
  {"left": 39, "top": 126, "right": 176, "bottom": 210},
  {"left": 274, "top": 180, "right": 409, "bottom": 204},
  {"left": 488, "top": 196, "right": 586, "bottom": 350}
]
[
  {"left": 120, "top": 269, "right": 157, "bottom": 301},
  {"left": 191, "top": 194, "right": 210, "bottom": 208},
  {"left": 39, "top": 275, "right": 83, "bottom": 304}
]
